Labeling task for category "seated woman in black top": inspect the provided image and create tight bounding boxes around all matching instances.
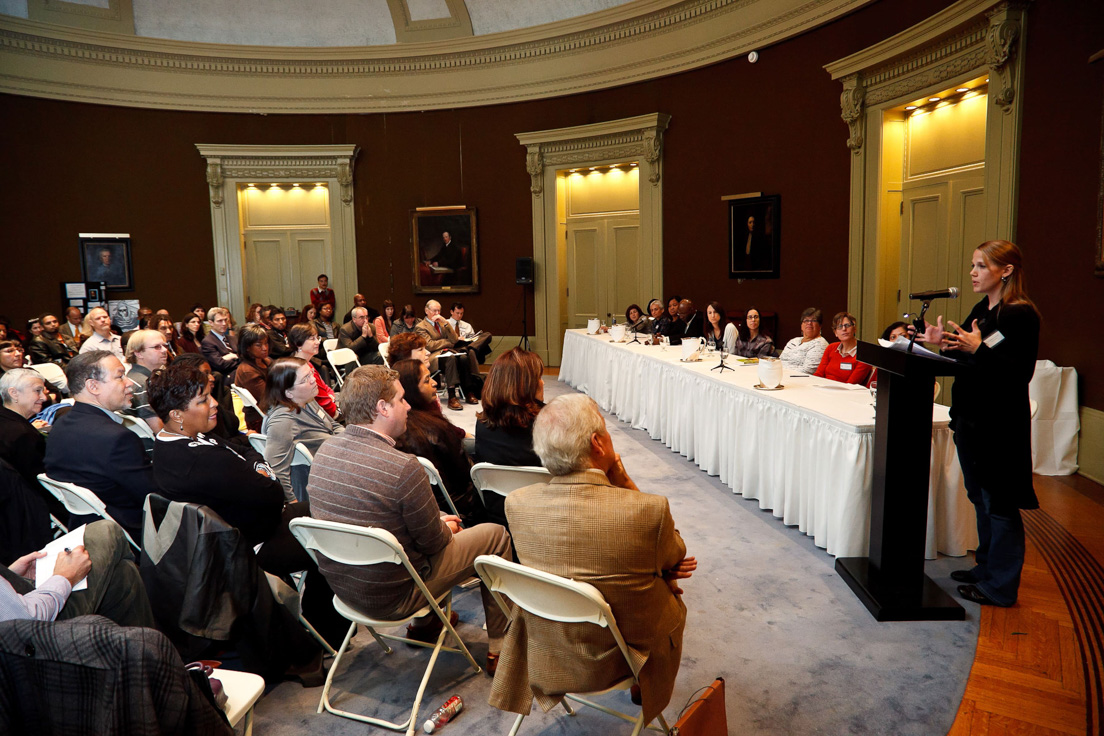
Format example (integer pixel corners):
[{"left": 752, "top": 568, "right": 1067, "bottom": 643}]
[
  {"left": 472, "top": 348, "right": 545, "bottom": 526},
  {"left": 147, "top": 362, "right": 346, "bottom": 648},
  {"left": 391, "top": 358, "right": 483, "bottom": 525}
]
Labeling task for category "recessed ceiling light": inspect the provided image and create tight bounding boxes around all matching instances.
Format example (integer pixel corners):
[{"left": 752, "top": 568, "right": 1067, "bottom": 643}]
[
  {"left": 929, "top": 97, "right": 941, "bottom": 102},
  {"left": 956, "top": 88, "right": 969, "bottom": 93},
  {"left": 905, "top": 105, "right": 918, "bottom": 110}
]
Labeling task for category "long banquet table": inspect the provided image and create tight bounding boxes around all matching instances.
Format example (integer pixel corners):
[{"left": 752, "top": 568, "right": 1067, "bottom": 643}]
[{"left": 559, "top": 329, "right": 977, "bottom": 559}]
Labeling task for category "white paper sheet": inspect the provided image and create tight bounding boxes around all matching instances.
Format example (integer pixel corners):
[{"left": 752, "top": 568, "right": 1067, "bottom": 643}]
[
  {"left": 36, "top": 525, "right": 89, "bottom": 591},
  {"left": 65, "top": 283, "right": 87, "bottom": 298}
]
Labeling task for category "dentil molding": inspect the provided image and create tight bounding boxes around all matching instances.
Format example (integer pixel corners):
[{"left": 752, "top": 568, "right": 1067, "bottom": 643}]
[
  {"left": 196, "top": 144, "right": 359, "bottom": 207},
  {"left": 0, "top": 0, "right": 876, "bottom": 113}
]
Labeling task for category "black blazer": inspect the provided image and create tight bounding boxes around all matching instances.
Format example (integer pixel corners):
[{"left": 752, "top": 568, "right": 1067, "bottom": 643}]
[
  {"left": 200, "top": 331, "right": 239, "bottom": 376},
  {"left": 337, "top": 320, "right": 383, "bottom": 366},
  {"left": 43, "top": 401, "right": 155, "bottom": 541},
  {"left": 0, "top": 404, "right": 46, "bottom": 490}
]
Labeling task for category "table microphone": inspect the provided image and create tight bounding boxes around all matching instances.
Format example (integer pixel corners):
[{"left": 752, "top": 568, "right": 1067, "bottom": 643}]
[{"left": 908, "top": 287, "right": 958, "bottom": 301}]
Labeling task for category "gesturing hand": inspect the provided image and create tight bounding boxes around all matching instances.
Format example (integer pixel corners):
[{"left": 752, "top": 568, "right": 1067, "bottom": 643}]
[
  {"left": 941, "top": 319, "right": 982, "bottom": 354},
  {"left": 663, "top": 556, "right": 698, "bottom": 596}
]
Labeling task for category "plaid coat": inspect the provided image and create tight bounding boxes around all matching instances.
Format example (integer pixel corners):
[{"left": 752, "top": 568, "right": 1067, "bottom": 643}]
[{"left": 489, "top": 470, "right": 687, "bottom": 724}]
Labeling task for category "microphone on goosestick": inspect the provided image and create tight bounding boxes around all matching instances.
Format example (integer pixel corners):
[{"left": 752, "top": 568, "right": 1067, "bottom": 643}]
[{"left": 908, "top": 287, "right": 959, "bottom": 301}]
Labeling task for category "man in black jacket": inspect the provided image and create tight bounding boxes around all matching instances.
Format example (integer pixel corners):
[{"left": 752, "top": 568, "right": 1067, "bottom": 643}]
[
  {"left": 28, "top": 313, "right": 76, "bottom": 367},
  {"left": 44, "top": 351, "right": 155, "bottom": 543},
  {"left": 336, "top": 307, "right": 384, "bottom": 370},
  {"left": 200, "top": 307, "right": 239, "bottom": 379}
]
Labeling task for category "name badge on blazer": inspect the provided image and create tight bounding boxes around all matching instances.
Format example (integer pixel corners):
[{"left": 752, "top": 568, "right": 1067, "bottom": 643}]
[
  {"left": 840, "top": 362, "right": 853, "bottom": 371},
  {"left": 983, "top": 330, "right": 1005, "bottom": 348}
]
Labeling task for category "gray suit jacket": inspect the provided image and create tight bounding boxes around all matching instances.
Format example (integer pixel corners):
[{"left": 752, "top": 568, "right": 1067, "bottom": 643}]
[{"left": 260, "top": 401, "right": 343, "bottom": 498}]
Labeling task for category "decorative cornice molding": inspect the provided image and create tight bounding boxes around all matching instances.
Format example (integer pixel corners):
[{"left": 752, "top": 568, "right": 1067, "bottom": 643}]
[
  {"left": 195, "top": 144, "right": 359, "bottom": 207},
  {"left": 0, "top": 0, "right": 876, "bottom": 113},
  {"left": 518, "top": 113, "right": 671, "bottom": 188}
]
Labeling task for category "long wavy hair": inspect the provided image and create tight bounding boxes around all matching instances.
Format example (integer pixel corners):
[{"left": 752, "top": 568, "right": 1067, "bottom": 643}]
[
  {"left": 976, "top": 240, "right": 1040, "bottom": 318},
  {"left": 477, "top": 348, "right": 545, "bottom": 430}
]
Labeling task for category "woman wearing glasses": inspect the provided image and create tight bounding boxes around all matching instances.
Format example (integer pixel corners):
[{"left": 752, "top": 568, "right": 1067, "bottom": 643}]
[
  {"left": 288, "top": 323, "right": 339, "bottom": 419},
  {"left": 812, "top": 312, "right": 871, "bottom": 385},
  {"left": 779, "top": 308, "right": 829, "bottom": 374}
]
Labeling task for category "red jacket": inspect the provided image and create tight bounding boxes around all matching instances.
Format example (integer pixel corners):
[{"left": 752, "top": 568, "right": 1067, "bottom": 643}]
[{"left": 813, "top": 342, "right": 872, "bottom": 385}]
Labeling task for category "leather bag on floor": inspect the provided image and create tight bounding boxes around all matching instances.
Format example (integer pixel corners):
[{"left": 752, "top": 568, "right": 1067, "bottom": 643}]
[{"left": 670, "top": 677, "right": 727, "bottom": 736}]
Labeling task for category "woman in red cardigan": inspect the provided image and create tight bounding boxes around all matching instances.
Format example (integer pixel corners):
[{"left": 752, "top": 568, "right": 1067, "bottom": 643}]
[{"left": 813, "top": 311, "right": 872, "bottom": 385}]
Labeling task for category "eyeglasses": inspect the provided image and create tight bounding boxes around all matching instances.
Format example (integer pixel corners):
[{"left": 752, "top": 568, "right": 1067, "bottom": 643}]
[
  {"left": 801, "top": 319, "right": 818, "bottom": 325},
  {"left": 837, "top": 323, "right": 855, "bottom": 329}
]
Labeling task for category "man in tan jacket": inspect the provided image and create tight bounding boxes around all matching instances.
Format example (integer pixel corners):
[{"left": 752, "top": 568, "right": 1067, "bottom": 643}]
[
  {"left": 489, "top": 393, "right": 696, "bottom": 725},
  {"left": 415, "top": 299, "right": 477, "bottom": 411}
]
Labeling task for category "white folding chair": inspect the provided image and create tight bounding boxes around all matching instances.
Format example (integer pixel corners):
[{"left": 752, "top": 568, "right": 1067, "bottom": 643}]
[
  {"left": 288, "top": 518, "right": 482, "bottom": 734},
  {"left": 322, "top": 338, "right": 339, "bottom": 354},
  {"left": 36, "top": 473, "right": 140, "bottom": 551},
  {"left": 211, "top": 668, "right": 265, "bottom": 736},
  {"left": 378, "top": 342, "right": 390, "bottom": 367},
  {"left": 416, "top": 456, "right": 461, "bottom": 518},
  {"left": 247, "top": 432, "right": 267, "bottom": 455},
  {"left": 469, "top": 463, "right": 551, "bottom": 508},
  {"left": 117, "top": 413, "right": 156, "bottom": 442},
  {"left": 326, "top": 347, "right": 360, "bottom": 388},
  {"left": 474, "top": 555, "right": 670, "bottom": 736},
  {"left": 30, "top": 361, "right": 68, "bottom": 394},
  {"left": 231, "top": 383, "right": 261, "bottom": 413},
  {"left": 293, "top": 441, "right": 314, "bottom": 467}
]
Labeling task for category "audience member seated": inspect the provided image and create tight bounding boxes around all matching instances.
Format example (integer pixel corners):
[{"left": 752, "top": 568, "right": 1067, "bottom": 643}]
[
  {"left": 337, "top": 307, "right": 384, "bottom": 371},
  {"left": 472, "top": 348, "right": 545, "bottom": 527},
  {"left": 149, "top": 315, "right": 179, "bottom": 362},
  {"left": 732, "top": 306, "right": 775, "bottom": 358},
  {"left": 78, "top": 307, "right": 124, "bottom": 361},
  {"left": 0, "top": 369, "right": 55, "bottom": 514},
  {"left": 28, "top": 312, "right": 76, "bottom": 367},
  {"left": 392, "top": 358, "right": 483, "bottom": 524},
  {"left": 813, "top": 311, "right": 872, "bottom": 385},
  {"left": 307, "top": 365, "right": 513, "bottom": 673},
  {"left": 779, "top": 307, "right": 829, "bottom": 374},
  {"left": 200, "top": 307, "right": 239, "bottom": 380},
  {"left": 171, "top": 353, "right": 248, "bottom": 447},
  {"left": 232, "top": 324, "right": 271, "bottom": 432},
  {"left": 391, "top": 303, "right": 418, "bottom": 335},
  {"left": 175, "top": 313, "right": 205, "bottom": 355},
  {"left": 24, "top": 317, "right": 43, "bottom": 347},
  {"left": 0, "top": 339, "right": 26, "bottom": 375},
  {"left": 341, "top": 292, "right": 377, "bottom": 325},
  {"left": 123, "top": 329, "right": 169, "bottom": 434},
  {"left": 661, "top": 298, "right": 704, "bottom": 345},
  {"left": 312, "top": 302, "right": 338, "bottom": 342},
  {"left": 289, "top": 323, "right": 339, "bottom": 419},
  {"left": 374, "top": 299, "right": 395, "bottom": 343},
  {"left": 185, "top": 303, "right": 210, "bottom": 335},
  {"left": 0, "top": 520, "right": 154, "bottom": 626},
  {"left": 489, "top": 393, "right": 695, "bottom": 723},
  {"left": 245, "top": 302, "right": 263, "bottom": 326},
  {"left": 645, "top": 299, "right": 667, "bottom": 339},
  {"left": 147, "top": 362, "right": 346, "bottom": 647},
  {"left": 448, "top": 302, "right": 493, "bottom": 363},
  {"left": 882, "top": 321, "right": 908, "bottom": 342},
  {"left": 297, "top": 303, "right": 317, "bottom": 326},
  {"left": 387, "top": 331, "right": 429, "bottom": 367},
  {"left": 623, "top": 303, "right": 652, "bottom": 334},
  {"left": 59, "top": 306, "right": 84, "bottom": 347},
  {"left": 309, "top": 273, "right": 336, "bottom": 314},
  {"left": 261, "top": 357, "right": 343, "bottom": 501},
  {"left": 416, "top": 299, "right": 478, "bottom": 411},
  {"left": 265, "top": 305, "right": 293, "bottom": 358},
  {"left": 44, "top": 351, "right": 155, "bottom": 542},
  {"left": 703, "top": 301, "right": 736, "bottom": 353}
]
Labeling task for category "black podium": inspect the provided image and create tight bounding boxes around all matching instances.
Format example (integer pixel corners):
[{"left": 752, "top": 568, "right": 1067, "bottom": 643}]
[{"left": 835, "top": 341, "right": 967, "bottom": 621}]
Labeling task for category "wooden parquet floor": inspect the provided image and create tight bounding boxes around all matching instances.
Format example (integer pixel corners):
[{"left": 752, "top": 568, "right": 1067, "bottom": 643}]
[{"left": 948, "top": 473, "right": 1104, "bottom": 736}]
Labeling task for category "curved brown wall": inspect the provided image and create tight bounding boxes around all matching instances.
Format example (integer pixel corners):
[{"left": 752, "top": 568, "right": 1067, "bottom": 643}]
[{"left": 2, "top": 0, "right": 1102, "bottom": 407}]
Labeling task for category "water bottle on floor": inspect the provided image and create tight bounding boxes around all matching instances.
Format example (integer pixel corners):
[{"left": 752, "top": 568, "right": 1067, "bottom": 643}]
[{"left": 423, "top": 695, "right": 463, "bottom": 733}]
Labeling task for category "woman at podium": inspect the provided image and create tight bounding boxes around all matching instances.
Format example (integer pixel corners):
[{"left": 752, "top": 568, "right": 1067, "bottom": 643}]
[{"left": 919, "top": 240, "right": 1040, "bottom": 608}]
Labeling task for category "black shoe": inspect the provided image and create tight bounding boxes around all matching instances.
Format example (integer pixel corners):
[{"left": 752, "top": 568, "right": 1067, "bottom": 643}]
[
  {"left": 950, "top": 569, "right": 979, "bottom": 584},
  {"left": 957, "top": 584, "right": 1011, "bottom": 607},
  {"left": 405, "top": 611, "right": 459, "bottom": 646}
]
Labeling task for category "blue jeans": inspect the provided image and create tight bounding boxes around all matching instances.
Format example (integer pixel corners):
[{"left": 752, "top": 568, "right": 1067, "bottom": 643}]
[{"left": 956, "top": 438, "right": 1025, "bottom": 606}]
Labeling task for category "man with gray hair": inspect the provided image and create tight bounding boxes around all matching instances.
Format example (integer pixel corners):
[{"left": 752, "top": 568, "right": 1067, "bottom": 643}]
[
  {"left": 490, "top": 393, "right": 696, "bottom": 724},
  {"left": 336, "top": 306, "right": 384, "bottom": 370},
  {"left": 123, "top": 328, "right": 168, "bottom": 433},
  {"left": 308, "top": 365, "right": 513, "bottom": 674},
  {"left": 44, "top": 350, "right": 155, "bottom": 542},
  {"left": 77, "top": 306, "right": 123, "bottom": 361},
  {"left": 416, "top": 299, "right": 477, "bottom": 411}
]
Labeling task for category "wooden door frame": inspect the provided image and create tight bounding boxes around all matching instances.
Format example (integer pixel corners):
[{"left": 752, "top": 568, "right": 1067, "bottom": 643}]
[
  {"left": 196, "top": 144, "right": 359, "bottom": 320},
  {"left": 516, "top": 114, "right": 669, "bottom": 366},
  {"left": 825, "top": 0, "right": 1030, "bottom": 341}
]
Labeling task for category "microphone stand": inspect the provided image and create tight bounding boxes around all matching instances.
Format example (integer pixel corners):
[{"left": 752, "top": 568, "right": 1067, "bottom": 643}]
[
  {"left": 907, "top": 300, "right": 932, "bottom": 354},
  {"left": 627, "top": 323, "right": 641, "bottom": 345},
  {"left": 710, "top": 343, "right": 733, "bottom": 373}
]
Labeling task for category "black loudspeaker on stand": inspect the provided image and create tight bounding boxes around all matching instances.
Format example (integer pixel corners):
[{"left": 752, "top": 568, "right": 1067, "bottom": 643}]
[{"left": 516, "top": 258, "right": 533, "bottom": 350}]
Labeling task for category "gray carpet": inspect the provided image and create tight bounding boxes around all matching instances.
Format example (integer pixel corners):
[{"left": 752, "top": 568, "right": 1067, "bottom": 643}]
[{"left": 251, "top": 379, "right": 979, "bottom": 735}]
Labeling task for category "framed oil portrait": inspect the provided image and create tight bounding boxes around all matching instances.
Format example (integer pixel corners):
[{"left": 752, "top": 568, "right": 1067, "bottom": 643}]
[
  {"left": 729, "top": 195, "right": 781, "bottom": 279},
  {"left": 79, "top": 234, "right": 133, "bottom": 291},
  {"left": 412, "top": 207, "right": 479, "bottom": 294}
]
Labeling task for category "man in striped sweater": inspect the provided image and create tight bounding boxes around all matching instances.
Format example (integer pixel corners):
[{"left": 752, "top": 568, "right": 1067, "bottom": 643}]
[{"left": 307, "top": 364, "right": 512, "bottom": 673}]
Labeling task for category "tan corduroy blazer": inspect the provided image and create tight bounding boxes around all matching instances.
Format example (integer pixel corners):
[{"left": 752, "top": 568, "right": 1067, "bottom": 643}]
[{"left": 489, "top": 469, "right": 687, "bottom": 724}]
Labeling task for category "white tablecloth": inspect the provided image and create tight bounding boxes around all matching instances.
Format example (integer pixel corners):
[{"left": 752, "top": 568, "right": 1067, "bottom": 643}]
[
  {"left": 559, "top": 330, "right": 977, "bottom": 559},
  {"left": 1029, "top": 360, "right": 1080, "bottom": 475}
]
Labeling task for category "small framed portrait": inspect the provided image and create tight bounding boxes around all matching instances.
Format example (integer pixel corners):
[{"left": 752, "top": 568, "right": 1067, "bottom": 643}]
[
  {"left": 729, "top": 195, "right": 781, "bottom": 279},
  {"left": 79, "top": 234, "right": 133, "bottom": 291},
  {"left": 412, "top": 207, "right": 479, "bottom": 294}
]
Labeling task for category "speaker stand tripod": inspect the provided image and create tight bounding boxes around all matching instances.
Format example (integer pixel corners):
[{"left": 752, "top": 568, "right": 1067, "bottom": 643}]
[{"left": 518, "top": 283, "right": 532, "bottom": 351}]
